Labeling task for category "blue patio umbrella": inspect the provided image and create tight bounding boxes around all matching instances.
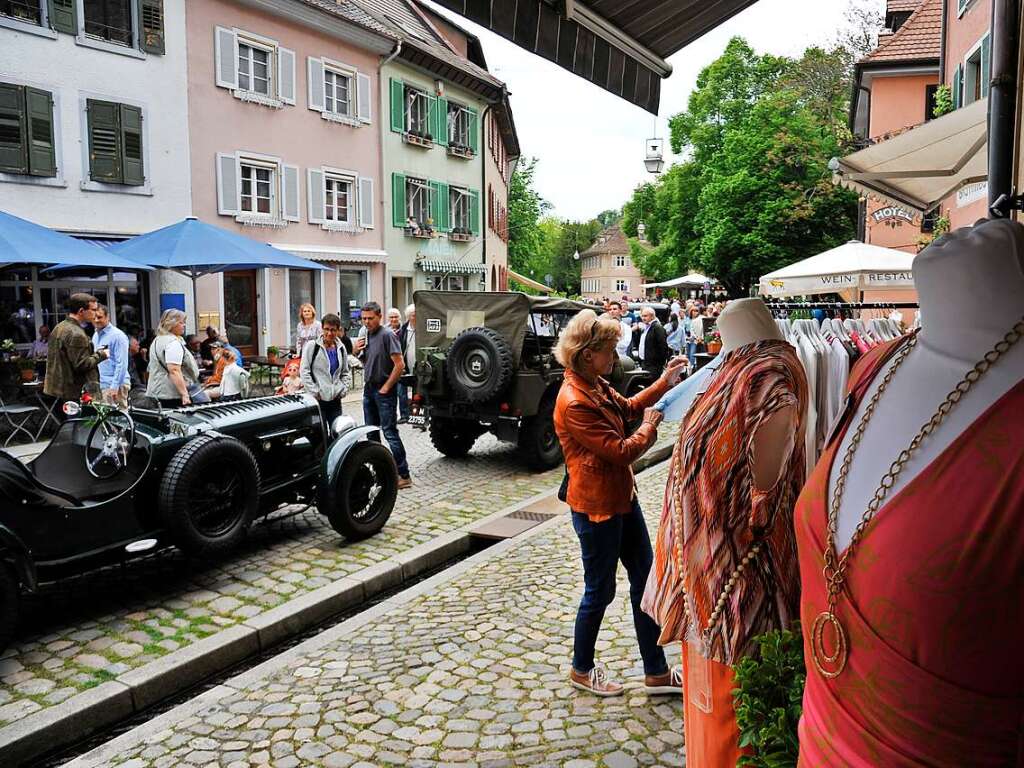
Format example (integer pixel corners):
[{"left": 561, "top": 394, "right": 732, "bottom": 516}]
[
  {"left": 110, "top": 217, "right": 330, "bottom": 332},
  {"left": 109, "top": 217, "right": 330, "bottom": 276},
  {"left": 0, "top": 210, "right": 154, "bottom": 271}
]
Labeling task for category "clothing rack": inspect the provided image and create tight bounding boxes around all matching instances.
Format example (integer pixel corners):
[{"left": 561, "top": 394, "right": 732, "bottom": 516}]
[{"left": 763, "top": 301, "right": 919, "bottom": 310}]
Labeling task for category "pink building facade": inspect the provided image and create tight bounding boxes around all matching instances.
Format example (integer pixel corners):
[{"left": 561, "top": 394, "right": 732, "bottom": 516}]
[{"left": 185, "top": 0, "right": 394, "bottom": 357}]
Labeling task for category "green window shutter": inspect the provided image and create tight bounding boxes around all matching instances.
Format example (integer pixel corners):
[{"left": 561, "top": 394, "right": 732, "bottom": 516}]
[
  {"left": 87, "top": 99, "right": 122, "bottom": 183},
  {"left": 138, "top": 0, "right": 165, "bottom": 54},
  {"left": 428, "top": 180, "right": 443, "bottom": 228},
  {"left": 469, "top": 188, "right": 480, "bottom": 236},
  {"left": 391, "top": 172, "right": 406, "bottom": 227},
  {"left": 952, "top": 64, "right": 962, "bottom": 109},
  {"left": 25, "top": 87, "right": 55, "bottom": 178},
  {"left": 981, "top": 34, "right": 991, "bottom": 98},
  {"left": 120, "top": 103, "right": 144, "bottom": 186},
  {"left": 427, "top": 95, "right": 439, "bottom": 143},
  {"left": 0, "top": 83, "right": 28, "bottom": 175},
  {"left": 389, "top": 79, "right": 404, "bottom": 133},
  {"left": 435, "top": 181, "right": 450, "bottom": 231},
  {"left": 47, "top": 0, "right": 77, "bottom": 35},
  {"left": 436, "top": 98, "right": 448, "bottom": 147},
  {"left": 467, "top": 107, "right": 479, "bottom": 154}
]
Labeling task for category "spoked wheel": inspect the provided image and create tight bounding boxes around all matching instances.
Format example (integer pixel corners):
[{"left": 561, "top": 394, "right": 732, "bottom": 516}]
[
  {"left": 158, "top": 436, "right": 260, "bottom": 558},
  {"left": 84, "top": 409, "right": 136, "bottom": 480},
  {"left": 326, "top": 442, "right": 397, "bottom": 541}
]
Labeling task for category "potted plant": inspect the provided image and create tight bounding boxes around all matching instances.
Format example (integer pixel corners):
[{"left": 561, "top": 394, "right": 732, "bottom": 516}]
[
  {"left": 16, "top": 356, "right": 35, "bottom": 382},
  {"left": 705, "top": 329, "right": 722, "bottom": 354},
  {"left": 267, "top": 345, "right": 280, "bottom": 365},
  {"left": 425, "top": 132, "right": 433, "bottom": 143}
]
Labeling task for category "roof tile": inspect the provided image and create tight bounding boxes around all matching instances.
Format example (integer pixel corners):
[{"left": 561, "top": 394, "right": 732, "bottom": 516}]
[{"left": 862, "top": 0, "right": 942, "bottom": 63}]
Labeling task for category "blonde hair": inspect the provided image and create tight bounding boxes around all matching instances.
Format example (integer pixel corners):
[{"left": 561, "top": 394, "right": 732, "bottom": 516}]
[
  {"left": 554, "top": 309, "right": 622, "bottom": 371},
  {"left": 298, "top": 303, "right": 317, "bottom": 324},
  {"left": 157, "top": 309, "right": 187, "bottom": 336}
]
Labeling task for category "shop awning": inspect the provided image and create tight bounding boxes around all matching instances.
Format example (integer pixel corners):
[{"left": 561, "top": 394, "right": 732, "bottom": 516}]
[
  {"left": 507, "top": 268, "right": 553, "bottom": 293},
  {"left": 417, "top": 258, "right": 487, "bottom": 274},
  {"left": 427, "top": 0, "right": 760, "bottom": 113},
  {"left": 831, "top": 97, "right": 988, "bottom": 213},
  {"left": 759, "top": 241, "right": 915, "bottom": 298}
]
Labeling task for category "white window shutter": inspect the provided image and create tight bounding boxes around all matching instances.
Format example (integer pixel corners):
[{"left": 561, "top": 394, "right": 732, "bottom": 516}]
[
  {"left": 308, "top": 57, "right": 325, "bottom": 112},
  {"left": 278, "top": 47, "right": 296, "bottom": 105},
  {"left": 308, "top": 168, "right": 325, "bottom": 224},
  {"left": 358, "top": 176, "right": 374, "bottom": 229},
  {"left": 216, "top": 153, "right": 238, "bottom": 215},
  {"left": 283, "top": 164, "right": 300, "bottom": 221},
  {"left": 357, "top": 73, "right": 372, "bottom": 124},
  {"left": 214, "top": 27, "right": 238, "bottom": 89}
]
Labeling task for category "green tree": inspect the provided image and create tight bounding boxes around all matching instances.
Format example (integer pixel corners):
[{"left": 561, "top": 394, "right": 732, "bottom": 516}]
[
  {"left": 595, "top": 209, "right": 620, "bottom": 227},
  {"left": 621, "top": 182, "right": 659, "bottom": 242},
  {"left": 507, "top": 157, "right": 550, "bottom": 278}
]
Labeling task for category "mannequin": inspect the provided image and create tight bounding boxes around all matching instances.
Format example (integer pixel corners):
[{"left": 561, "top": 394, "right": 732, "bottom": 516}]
[
  {"left": 832, "top": 218, "right": 1024, "bottom": 548},
  {"left": 643, "top": 297, "right": 808, "bottom": 768},
  {"left": 795, "top": 218, "right": 1024, "bottom": 767},
  {"left": 719, "top": 299, "right": 796, "bottom": 489}
]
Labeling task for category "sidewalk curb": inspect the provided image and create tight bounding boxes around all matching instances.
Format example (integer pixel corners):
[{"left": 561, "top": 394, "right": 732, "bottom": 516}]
[{"left": 2, "top": 440, "right": 675, "bottom": 767}]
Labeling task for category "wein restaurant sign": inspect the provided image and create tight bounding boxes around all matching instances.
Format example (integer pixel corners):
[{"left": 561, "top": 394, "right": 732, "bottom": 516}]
[{"left": 761, "top": 270, "right": 914, "bottom": 296}]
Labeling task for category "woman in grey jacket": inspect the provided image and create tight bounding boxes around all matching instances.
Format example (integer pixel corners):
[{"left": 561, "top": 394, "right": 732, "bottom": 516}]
[{"left": 299, "top": 313, "right": 351, "bottom": 427}]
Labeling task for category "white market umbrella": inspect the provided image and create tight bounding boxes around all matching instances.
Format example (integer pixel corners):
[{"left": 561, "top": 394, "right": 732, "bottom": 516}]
[
  {"left": 759, "top": 241, "right": 914, "bottom": 298},
  {"left": 642, "top": 272, "right": 711, "bottom": 289}
]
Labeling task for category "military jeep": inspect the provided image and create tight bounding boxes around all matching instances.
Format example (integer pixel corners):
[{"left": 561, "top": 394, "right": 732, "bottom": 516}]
[{"left": 410, "top": 291, "right": 653, "bottom": 469}]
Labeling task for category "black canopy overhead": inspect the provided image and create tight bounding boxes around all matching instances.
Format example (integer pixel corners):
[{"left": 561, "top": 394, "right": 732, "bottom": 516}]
[{"left": 427, "top": 0, "right": 760, "bottom": 113}]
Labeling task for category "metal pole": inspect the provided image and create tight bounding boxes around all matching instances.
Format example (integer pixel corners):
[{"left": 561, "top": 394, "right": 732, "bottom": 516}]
[{"left": 988, "top": 0, "right": 1020, "bottom": 215}]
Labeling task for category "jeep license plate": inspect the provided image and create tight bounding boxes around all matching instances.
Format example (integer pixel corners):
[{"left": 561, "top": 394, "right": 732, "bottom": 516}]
[{"left": 408, "top": 415, "right": 426, "bottom": 427}]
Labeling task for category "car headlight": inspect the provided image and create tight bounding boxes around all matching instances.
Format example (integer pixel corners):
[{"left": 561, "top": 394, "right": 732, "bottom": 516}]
[{"left": 331, "top": 415, "right": 356, "bottom": 437}]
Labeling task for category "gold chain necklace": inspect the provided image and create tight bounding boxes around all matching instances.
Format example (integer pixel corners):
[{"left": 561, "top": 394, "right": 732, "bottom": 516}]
[{"left": 812, "top": 319, "right": 1024, "bottom": 678}]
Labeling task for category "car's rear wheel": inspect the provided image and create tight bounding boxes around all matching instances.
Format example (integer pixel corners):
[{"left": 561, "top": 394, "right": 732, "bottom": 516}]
[
  {"left": 0, "top": 563, "right": 19, "bottom": 653},
  {"left": 446, "top": 327, "right": 514, "bottom": 403},
  {"left": 429, "top": 417, "right": 480, "bottom": 458},
  {"left": 158, "top": 436, "right": 260, "bottom": 558},
  {"left": 326, "top": 442, "right": 397, "bottom": 541},
  {"left": 518, "top": 399, "right": 563, "bottom": 470}
]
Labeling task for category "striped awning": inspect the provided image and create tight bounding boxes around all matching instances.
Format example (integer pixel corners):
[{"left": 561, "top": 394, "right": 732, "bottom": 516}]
[
  {"left": 427, "top": 1, "right": 760, "bottom": 113},
  {"left": 417, "top": 259, "right": 487, "bottom": 274}
]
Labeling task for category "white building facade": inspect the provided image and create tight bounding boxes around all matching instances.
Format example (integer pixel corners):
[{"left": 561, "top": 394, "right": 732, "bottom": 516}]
[{"left": 0, "top": 0, "right": 191, "bottom": 337}]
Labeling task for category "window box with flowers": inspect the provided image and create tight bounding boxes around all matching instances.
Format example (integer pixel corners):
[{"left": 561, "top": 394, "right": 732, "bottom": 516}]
[
  {"left": 404, "top": 217, "right": 434, "bottom": 239},
  {"left": 403, "top": 130, "right": 434, "bottom": 148},
  {"left": 704, "top": 329, "right": 722, "bottom": 354},
  {"left": 449, "top": 227, "right": 473, "bottom": 242},
  {"left": 447, "top": 143, "right": 474, "bottom": 160}
]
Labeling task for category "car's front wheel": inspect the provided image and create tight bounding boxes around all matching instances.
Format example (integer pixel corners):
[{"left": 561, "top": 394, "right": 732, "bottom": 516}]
[
  {"left": 518, "top": 400, "right": 563, "bottom": 470},
  {"left": 158, "top": 436, "right": 260, "bottom": 558},
  {"left": 326, "top": 442, "right": 397, "bottom": 541},
  {"left": 429, "top": 417, "right": 480, "bottom": 458},
  {"left": 0, "top": 563, "right": 19, "bottom": 653}
]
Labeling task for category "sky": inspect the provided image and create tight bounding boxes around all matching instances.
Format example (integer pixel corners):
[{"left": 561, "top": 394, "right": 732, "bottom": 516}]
[{"left": 423, "top": 0, "right": 881, "bottom": 221}]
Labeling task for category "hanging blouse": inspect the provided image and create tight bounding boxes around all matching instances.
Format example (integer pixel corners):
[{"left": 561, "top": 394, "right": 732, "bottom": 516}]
[{"left": 643, "top": 339, "right": 809, "bottom": 665}]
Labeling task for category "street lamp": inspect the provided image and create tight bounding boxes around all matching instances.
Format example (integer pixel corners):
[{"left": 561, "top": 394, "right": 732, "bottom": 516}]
[{"left": 644, "top": 137, "right": 664, "bottom": 175}]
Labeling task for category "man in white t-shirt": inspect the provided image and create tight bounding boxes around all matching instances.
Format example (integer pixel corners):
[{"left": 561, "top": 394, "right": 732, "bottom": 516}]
[{"left": 606, "top": 300, "right": 632, "bottom": 356}]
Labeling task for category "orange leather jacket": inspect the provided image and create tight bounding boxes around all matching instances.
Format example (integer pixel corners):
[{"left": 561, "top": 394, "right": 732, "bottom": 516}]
[{"left": 554, "top": 369, "right": 670, "bottom": 519}]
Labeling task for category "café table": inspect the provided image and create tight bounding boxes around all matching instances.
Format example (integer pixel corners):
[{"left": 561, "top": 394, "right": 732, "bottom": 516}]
[{"left": 20, "top": 379, "right": 61, "bottom": 441}]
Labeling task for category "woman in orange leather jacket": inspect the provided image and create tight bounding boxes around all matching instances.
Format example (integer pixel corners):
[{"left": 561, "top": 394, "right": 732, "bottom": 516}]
[{"left": 553, "top": 309, "right": 687, "bottom": 698}]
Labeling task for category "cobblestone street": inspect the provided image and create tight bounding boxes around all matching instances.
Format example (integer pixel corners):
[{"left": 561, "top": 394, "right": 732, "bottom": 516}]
[
  {"left": 0, "top": 424, "right": 569, "bottom": 729},
  {"left": 66, "top": 460, "right": 683, "bottom": 768}
]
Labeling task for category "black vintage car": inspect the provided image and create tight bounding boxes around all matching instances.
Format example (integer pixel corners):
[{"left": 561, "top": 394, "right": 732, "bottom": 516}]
[{"left": 0, "top": 394, "right": 398, "bottom": 650}]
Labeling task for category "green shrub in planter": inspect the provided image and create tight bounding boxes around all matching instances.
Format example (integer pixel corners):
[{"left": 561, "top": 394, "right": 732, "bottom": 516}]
[{"left": 732, "top": 623, "right": 805, "bottom": 768}]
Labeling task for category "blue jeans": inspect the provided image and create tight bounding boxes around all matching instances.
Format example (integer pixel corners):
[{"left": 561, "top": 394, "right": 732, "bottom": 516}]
[
  {"left": 397, "top": 380, "right": 411, "bottom": 419},
  {"left": 686, "top": 340, "right": 697, "bottom": 369},
  {"left": 571, "top": 499, "right": 668, "bottom": 676},
  {"left": 363, "top": 387, "right": 410, "bottom": 478}
]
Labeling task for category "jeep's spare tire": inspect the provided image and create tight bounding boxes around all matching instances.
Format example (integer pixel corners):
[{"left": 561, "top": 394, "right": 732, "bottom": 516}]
[
  {"left": 158, "top": 435, "right": 260, "bottom": 558},
  {"left": 446, "top": 326, "right": 514, "bottom": 403}
]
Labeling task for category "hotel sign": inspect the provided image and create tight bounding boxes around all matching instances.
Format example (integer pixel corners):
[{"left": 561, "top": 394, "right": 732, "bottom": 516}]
[{"left": 871, "top": 206, "right": 915, "bottom": 226}]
